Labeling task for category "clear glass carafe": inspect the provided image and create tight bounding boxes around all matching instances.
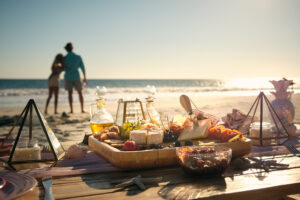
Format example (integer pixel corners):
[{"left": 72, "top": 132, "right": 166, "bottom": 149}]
[
  {"left": 144, "top": 85, "right": 161, "bottom": 126},
  {"left": 90, "top": 86, "right": 114, "bottom": 133},
  {"left": 146, "top": 97, "right": 161, "bottom": 126}
]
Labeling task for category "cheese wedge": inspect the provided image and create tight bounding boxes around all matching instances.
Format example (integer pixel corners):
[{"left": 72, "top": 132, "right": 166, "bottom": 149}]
[
  {"left": 129, "top": 129, "right": 147, "bottom": 145},
  {"left": 178, "top": 119, "right": 211, "bottom": 141},
  {"left": 147, "top": 130, "right": 163, "bottom": 145}
]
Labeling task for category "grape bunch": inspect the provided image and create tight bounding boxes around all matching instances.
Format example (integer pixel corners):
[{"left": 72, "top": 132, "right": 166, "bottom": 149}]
[
  {"left": 184, "top": 140, "right": 193, "bottom": 146},
  {"left": 149, "top": 144, "right": 164, "bottom": 149},
  {"left": 163, "top": 129, "right": 179, "bottom": 143}
]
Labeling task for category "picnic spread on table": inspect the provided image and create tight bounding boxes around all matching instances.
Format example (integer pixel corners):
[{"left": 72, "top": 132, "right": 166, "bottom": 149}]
[{"left": 0, "top": 79, "right": 300, "bottom": 200}]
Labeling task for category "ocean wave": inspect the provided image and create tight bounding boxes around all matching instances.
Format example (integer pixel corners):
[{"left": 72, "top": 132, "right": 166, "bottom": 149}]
[
  {"left": 1, "top": 86, "right": 299, "bottom": 98},
  {"left": 1, "top": 87, "right": 299, "bottom": 108},
  {"left": 1, "top": 78, "right": 299, "bottom": 107},
  {"left": 0, "top": 89, "right": 49, "bottom": 97}
]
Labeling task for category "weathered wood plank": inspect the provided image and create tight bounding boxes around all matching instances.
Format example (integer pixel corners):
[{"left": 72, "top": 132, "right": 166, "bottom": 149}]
[
  {"left": 15, "top": 186, "right": 43, "bottom": 200},
  {"left": 50, "top": 155, "right": 300, "bottom": 185},
  {"left": 285, "top": 193, "right": 300, "bottom": 200},
  {"left": 30, "top": 165, "right": 300, "bottom": 199},
  {"left": 16, "top": 156, "right": 300, "bottom": 200},
  {"left": 47, "top": 181, "right": 300, "bottom": 200}
]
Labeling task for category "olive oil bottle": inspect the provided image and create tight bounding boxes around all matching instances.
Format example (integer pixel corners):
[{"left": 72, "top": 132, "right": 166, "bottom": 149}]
[{"left": 90, "top": 86, "right": 114, "bottom": 133}]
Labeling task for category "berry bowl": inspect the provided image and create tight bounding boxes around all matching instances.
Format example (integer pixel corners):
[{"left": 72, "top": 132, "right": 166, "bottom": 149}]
[{"left": 176, "top": 145, "right": 232, "bottom": 176}]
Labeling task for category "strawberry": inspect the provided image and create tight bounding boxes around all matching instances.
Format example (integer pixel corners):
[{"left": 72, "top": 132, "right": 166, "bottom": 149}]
[{"left": 123, "top": 140, "right": 138, "bottom": 151}]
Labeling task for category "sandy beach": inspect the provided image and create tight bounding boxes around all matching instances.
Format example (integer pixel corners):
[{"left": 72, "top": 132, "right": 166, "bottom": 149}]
[{"left": 0, "top": 93, "right": 299, "bottom": 149}]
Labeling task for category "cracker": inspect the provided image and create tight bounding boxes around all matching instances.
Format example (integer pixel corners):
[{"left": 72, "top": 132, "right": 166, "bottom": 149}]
[
  {"left": 111, "top": 144, "right": 124, "bottom": 148},
  {"left": 104, "top": 139, "right": 124, "bottom": 144}
]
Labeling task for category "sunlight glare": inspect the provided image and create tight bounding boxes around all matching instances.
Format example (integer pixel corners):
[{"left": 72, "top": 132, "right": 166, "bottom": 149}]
[{"left": 225, "top": 78, "right": 276, "bottom": 89}]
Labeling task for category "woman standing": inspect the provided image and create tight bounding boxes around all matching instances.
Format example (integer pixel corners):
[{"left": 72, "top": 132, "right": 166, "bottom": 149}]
[{"left": 45, "top": 54, "right": 64, "bottom": 114}]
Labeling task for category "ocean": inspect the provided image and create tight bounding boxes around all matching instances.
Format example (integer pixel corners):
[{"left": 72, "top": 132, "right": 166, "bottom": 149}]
[{"left": 0, "top": 78, "right": 299, "bottom": 107}]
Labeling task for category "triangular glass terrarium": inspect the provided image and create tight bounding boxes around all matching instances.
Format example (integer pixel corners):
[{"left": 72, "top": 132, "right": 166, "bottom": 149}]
[
  {"left": 239, "top": 92, "right": 289, "bottom": 146},
  {"left": 5, "top": 99, "right": 65, "bottom": 170}
]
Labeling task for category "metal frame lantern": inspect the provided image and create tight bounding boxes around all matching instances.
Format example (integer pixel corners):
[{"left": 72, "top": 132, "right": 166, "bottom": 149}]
[
  {"left": 2, "top": 99, "right": 65, "bottom": 170},
  {"left": 239, "top": 92, "right": 289, "bottom": 146},
  {"left": 115, "top": 98, "right": 146, "bottom": 127}
]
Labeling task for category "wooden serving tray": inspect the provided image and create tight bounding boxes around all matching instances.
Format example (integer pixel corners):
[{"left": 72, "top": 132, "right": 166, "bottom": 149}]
[
  {"left": 89, "top": 136, "right": 252, "bottom": 170},
  {"left": 89, "top": 136, "right": 176, "bottom": 169}
]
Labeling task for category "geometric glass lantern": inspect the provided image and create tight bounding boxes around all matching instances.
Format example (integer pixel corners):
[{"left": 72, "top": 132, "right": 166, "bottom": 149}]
[
  {"left": 239, "top": 92, "right": 289, "bottom": 146},
  {"left": 115, "top": 98, "right": 146, "bottom": 127},
  {"left": 5, "top": 99, "right": 65, "bottom": 170}
]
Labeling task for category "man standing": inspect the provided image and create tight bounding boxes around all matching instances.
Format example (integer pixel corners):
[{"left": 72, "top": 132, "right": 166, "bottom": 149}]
[{"left": 64, "top": 42, "right": 87, "bottom": 113}]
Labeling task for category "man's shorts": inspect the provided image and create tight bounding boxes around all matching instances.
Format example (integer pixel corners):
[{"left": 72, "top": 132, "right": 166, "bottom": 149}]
[{"left": 64, "top": 80, "right": 82, "bottom": 91}]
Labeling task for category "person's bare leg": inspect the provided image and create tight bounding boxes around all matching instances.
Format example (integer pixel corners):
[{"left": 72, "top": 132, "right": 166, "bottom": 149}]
[
  {"left": 45, "top": 87, "right": 54, "bottom": 114},
  {"left": 68, "top": 90, "right": 73, "bottom": 113},
  {"left": 54, "top": 87, "right": 59, "bottom": 114},
  {"left": 77, "top": 90, "right": 85, "bottom": 113}
]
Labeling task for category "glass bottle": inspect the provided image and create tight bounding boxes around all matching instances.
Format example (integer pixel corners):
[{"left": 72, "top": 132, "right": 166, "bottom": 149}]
[
  {"left": 144, "top": 85, "right": 161, "bottom": 126},
  {"left": 146, "top": 96, "right": 161, "bottom": 126},
  {"left": 90, "top": 86, "right": 114, "bottom": 133}
]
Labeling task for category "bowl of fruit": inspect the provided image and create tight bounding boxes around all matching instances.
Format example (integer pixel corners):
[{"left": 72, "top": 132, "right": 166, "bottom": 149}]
[{"left": 176, "top": 145, "right": 232, "bottom": 176}]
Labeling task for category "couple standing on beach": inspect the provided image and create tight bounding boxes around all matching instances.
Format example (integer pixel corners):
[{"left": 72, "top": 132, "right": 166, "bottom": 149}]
[{"left": 45, "top": 43, "right": 87, "bottom": 114}]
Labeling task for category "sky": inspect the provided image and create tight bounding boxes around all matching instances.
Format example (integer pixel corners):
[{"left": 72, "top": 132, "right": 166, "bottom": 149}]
[{"left": 0, "top": 0, "right": 299, "bottom": 79}]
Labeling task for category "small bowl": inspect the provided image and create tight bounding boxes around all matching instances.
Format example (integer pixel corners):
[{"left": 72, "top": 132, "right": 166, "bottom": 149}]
[{"left": 176, "top": 145, "right": 232, "bottom": 176}]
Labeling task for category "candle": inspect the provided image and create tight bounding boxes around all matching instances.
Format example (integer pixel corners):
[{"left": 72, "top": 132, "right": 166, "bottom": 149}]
[
  {"left": 11, "top": 140, "right": 42, "bottom": 170},
  {"left": 12, "top": 146, "right": 41, "bottom": 161},
  {"left": 249, "top": 122, "right": 273, "bottom": 146}
]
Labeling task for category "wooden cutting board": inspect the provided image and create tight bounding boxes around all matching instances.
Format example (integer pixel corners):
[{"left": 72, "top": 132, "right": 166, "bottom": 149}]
[{"left": 89, "top": 136, "right": 252, "bottom": 170}]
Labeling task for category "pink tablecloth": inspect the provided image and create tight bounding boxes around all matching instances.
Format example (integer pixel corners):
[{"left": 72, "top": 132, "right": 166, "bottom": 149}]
[{"left": 18, "top": 152, "right": 122, "bottom": 179}]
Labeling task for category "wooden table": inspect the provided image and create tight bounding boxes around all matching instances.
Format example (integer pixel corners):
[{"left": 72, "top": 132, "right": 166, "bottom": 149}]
[
  {"left": 9, "top": 128, "right": 300, "bottom": 200},
  {"left": 16, "top": 154, "right": 300, "bottom": 200}
]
